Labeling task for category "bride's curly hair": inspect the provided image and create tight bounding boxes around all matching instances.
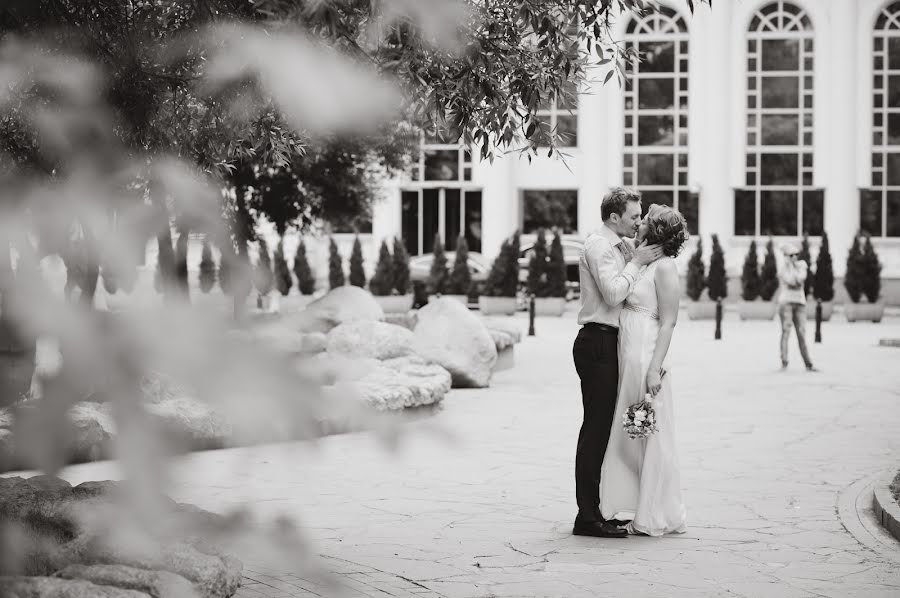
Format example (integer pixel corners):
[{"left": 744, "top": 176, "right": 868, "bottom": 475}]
[{"left": 644, "top": 205, "right": 690, "bottom": 257}]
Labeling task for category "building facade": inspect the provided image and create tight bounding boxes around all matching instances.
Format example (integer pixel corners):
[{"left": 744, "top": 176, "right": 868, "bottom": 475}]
[{"left": 366, "top": 0, "right": 900, "bottom": 304}]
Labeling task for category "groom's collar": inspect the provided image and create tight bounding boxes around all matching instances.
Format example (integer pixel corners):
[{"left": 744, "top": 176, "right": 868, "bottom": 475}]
[{"left": 598, "top": 223, "right": 624, "bottom": 245}]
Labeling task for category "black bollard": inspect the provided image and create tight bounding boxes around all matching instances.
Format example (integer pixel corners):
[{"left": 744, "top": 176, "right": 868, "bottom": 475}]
[
  {"left": 528, "top": 293, "right": 535, "bottom": 336},
  {"left": 814, "top": 300, "right": 822, "bottom": 343},
  {"left": 714, "top": 299, "right": 722, "bottom": 340}
]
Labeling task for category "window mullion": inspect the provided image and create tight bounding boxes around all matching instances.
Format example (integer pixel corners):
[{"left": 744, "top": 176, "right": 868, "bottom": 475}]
[
  {"left": 438, "top": 188, "right": 446, "bottom": 245},
  {"left": 417, "top": 190, "right": 423, "bottom": 254}
]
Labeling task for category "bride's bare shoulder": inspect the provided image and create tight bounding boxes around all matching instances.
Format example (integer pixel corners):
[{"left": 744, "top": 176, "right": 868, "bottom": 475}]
[{"left": 653, "top": 258, "right": 679, "bottom": 282}]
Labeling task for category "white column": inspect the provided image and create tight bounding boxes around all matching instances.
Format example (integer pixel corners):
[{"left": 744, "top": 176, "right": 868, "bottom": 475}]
[
  {"left": 688, "top": 1, "right": 734, "bottom": 247},
  {"left": 476, "top": 152, "right": 514, "bottom": 260},
  {"left": 824, "top": 0, "right": 858, "bottom": 277},
  {"left": 579, "top": 60, "right": 611, "bottom": 235},
  {"left": 372, "top": 183, "right": 400, "bottom": 249}
]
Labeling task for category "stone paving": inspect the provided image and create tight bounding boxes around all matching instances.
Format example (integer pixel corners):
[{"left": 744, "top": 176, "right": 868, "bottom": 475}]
[{"left": 15, "top": 309, "right": 900, "bottom": 597}]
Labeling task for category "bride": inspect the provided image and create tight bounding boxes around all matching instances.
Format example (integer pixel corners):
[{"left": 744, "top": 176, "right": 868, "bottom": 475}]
[{"left": 599, "top": 204, "right": 689, "bottom": 536}]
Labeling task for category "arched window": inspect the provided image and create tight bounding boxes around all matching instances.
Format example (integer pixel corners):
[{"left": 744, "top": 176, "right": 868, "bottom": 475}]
[
  {"left": 736, "top": 1, "right": 821, "bottom": 237},
  {"left": 623, "top": 6, "right": 695, "bottom": 233},
  {"left": 863, "top": 1, "right": 900, "bottom": 237}
]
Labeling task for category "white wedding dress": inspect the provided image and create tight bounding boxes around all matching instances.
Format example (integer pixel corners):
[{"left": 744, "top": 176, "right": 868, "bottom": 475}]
[{"left": 599, "top": 261, "right": 687, "bottom": 536}]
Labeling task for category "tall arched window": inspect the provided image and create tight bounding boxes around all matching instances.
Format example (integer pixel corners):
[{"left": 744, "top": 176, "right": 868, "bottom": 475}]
[
  {"left": 623, "top": 6, "right": 695, "bottom": 233},
  {"left": 863, "top": 1, "right": 900, "bottom": 237},
  {"left": 402, "top": 129, "right": 482, "bottom": 255},
  {"left": 736, "top": 1, "right": 821, "bottom": 237}
]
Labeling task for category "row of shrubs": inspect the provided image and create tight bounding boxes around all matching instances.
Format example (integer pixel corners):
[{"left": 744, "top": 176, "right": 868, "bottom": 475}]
[
  {"left": 183, "top": 228, "right": 567, "bottom": 301},
  {"left": 188, "top": 236, "right": 410, "bottom": 298},
  {"left": 686, "top": 231, "right": 882, "bottom": 305}
]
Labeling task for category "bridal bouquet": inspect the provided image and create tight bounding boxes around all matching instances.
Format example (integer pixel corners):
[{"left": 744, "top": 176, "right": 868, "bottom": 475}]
[{"left": 623, "top": 395, "right": 659, "bottom": 439}]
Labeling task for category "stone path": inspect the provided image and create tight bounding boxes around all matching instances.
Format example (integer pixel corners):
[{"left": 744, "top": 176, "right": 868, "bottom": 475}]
[{"left": 12, "top": 310, "right": 900, "bottom": 597}]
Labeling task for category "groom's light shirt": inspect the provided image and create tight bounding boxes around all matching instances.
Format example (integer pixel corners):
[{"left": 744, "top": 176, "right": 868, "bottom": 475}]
[{"left": 577, "top": 225, "right": 641, "bottom": 327}]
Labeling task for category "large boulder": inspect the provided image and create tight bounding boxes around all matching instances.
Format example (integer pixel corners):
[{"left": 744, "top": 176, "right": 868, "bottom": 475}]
[
  {"left": 0, "top": 408, "right": 13, "bottom": 466},
  {"left": 382, "top": 311, "right": 417, "bottom": 331},
  {"left": 0, "top": 476, "right": 242, "bottom": 598},
  {"left": 298, "top": 286, "right": 384, "bottom": 333},
  {"left": 482, "top": 318, "right": 523, "bottom": 345},
  {"left": 352, "top": 355, "right": 451, "bottom": 410},
  {"left": 68, "top": 402, "right": 116, "bottom": 462},
  {"left": 326, "top": 321, "right": 414, "bottom": 360},
  {"left": 55, "top": 564, "right": 195, "bottom": 598},
  {"left": 139, "top": 372, "right": 191, "bottom": 405},
  {"left": 412, "top": 298, "right": 497, "bottom": 388},
  {"left": 79, "top": 539, "right": 241, "bottom": 598},
  {"left": 299, "top": 332, "right": 327, "bottom": 355},
  {"left": 0, "top": 576, "right": 151, "bottom": 597},
  {"left": 145, "top": 396, "right": 231, "bottom": 449},
  {"left": 488, "top": 329, "right": 517, "bottom": 352},
  {"left": 248, "top": 327, "right": 306, "bottom": 355}
]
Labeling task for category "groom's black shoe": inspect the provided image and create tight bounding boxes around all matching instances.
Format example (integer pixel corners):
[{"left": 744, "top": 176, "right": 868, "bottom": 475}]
[{"left": 573, "top": 518, "right": 627, "bottom": 538}]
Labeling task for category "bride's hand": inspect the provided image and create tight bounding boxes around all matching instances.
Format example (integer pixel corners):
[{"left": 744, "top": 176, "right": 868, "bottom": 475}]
[{"left": 646, "top": 368, "right": 663, "bottom": 397}]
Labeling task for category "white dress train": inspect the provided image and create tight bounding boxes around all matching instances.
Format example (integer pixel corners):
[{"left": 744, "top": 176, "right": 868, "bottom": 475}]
[{"left": 599, "top": 261, "right": 687, "bottom": 536}]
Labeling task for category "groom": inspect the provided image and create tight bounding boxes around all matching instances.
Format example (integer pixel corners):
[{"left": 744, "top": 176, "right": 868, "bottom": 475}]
[{"left": 572, "top": 187, "right": 663, "bottom": 538}]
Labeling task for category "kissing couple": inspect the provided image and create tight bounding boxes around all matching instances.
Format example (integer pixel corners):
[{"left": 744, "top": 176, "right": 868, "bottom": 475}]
[{"left": 572, "top": 187, "right": 689, "bottom": 538}]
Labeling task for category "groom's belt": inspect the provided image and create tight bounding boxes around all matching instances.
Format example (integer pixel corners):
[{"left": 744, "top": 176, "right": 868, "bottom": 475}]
[{"left": 582, "top": 322, "right": 619, "bottom": 334}]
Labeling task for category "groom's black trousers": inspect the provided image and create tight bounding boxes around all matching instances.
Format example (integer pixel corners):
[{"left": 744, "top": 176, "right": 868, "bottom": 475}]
[{"left": 572, "top": 322, "right": 619, "bottom": 521}]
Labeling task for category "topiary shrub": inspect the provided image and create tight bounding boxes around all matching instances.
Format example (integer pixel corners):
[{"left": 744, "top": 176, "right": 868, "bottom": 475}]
[
  {"left": 759, "top": 238, "right": 778, "bottom": 301},
  {"left": 484, "top": 231, "right": 521, "bottom": 297},
  {"left": 274, "top": 239, "right": 292, "bottom": 296},
  {"left": 348, "top": 235, "right": 366, "bottom": 288},
  {"left": 483, "top": 239, "right": 508, "bottom": 298},
  {"left": 254, "top": 238, "right": 274, "bottom": 296},
  {"left": 293, "top": 240, "right": 316, "bottom": 295},
  {"left": 219, "top": 246, "right": 233, "bottom": 295},
  {"left": 861, "top": 234, "right": 882, "bottom": 304},
  {"left": 428, "top": 234, "right": 449, "bottom": 295},
  {"left": 546, "top": 230, "right": 567, "bottom": 298},
  {"left": 844, "top": 234, "right": 863, "bottom": 303},
  {"left": 685, "top": 237, "right": 706, "bottom": 301},
  {"left": 175, "top": 231, "right": 189, "bottom": 296},
  {"left": 198, "top": 239, "right": 217, "bottom": 294},
  {"left": 369, "top": 240, "right": 395, "bottom": 296},
  {"left": 392, "top": 237, "right": 410, "bottom": 295},
  {"left": 740, "top": 240, "right": 760, "bottom": 301},
  {"left": 447, "top": 235, "right": 472, "bottom": 296},
  {"left": 505, "top": 230, "right": 521, "bottom": 296},
  {"left": 526, "top": 229, "right": 549, "bottom": 297},
  {"left": 328, "top": 237, "right": 345, "bottom": 289},
  {"left": 707, "top": 234, "right": 727, "bottom": 302},
  {"left": 813, "top": 232, "right": 834, "bottom": 303}
]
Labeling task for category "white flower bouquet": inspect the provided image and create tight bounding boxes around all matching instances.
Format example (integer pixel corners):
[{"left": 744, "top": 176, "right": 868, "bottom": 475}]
[{"left": 623, "top": 394, "right": 659, "bottom": 439}]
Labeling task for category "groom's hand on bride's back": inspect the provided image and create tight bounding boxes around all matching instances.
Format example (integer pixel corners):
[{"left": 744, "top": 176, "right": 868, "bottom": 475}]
[{"left": 634, "top": 242, "right": 664, "bottom": 266}]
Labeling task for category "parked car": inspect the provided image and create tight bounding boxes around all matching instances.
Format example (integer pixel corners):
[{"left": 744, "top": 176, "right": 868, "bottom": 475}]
[
  {"left": 518, "top": 236, "right": 583, "bottom": 282},
  {"left": 408, "top": 251, "right": 491, "bottom": 308},
  {"left": 409, "top": 252, "right": 491, "bottom": 283}
]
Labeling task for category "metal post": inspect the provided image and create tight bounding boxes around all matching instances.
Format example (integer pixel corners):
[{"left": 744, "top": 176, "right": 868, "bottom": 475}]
[
  {"left": 714, "top": 300, "right": 722, "bottom": 340},
  {"left": 815, "top": 300, "right": 822, "bottom": 343},
  {"left": 528, "top": 293, "right": 535, "bottom": 336}
]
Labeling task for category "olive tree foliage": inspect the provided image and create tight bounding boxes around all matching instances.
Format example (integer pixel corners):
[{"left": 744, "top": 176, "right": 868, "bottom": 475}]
[
  {"left": 0, "top": 0, "right": 712, "bottom": 302},
  {"left": 0, "top": 0, "right": 708, "bottom": 572}
]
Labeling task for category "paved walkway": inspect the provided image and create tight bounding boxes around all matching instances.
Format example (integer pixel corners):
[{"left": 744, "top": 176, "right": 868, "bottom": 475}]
[{"left": 26, "top": 310, "right": 900, "bottom": 597}]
